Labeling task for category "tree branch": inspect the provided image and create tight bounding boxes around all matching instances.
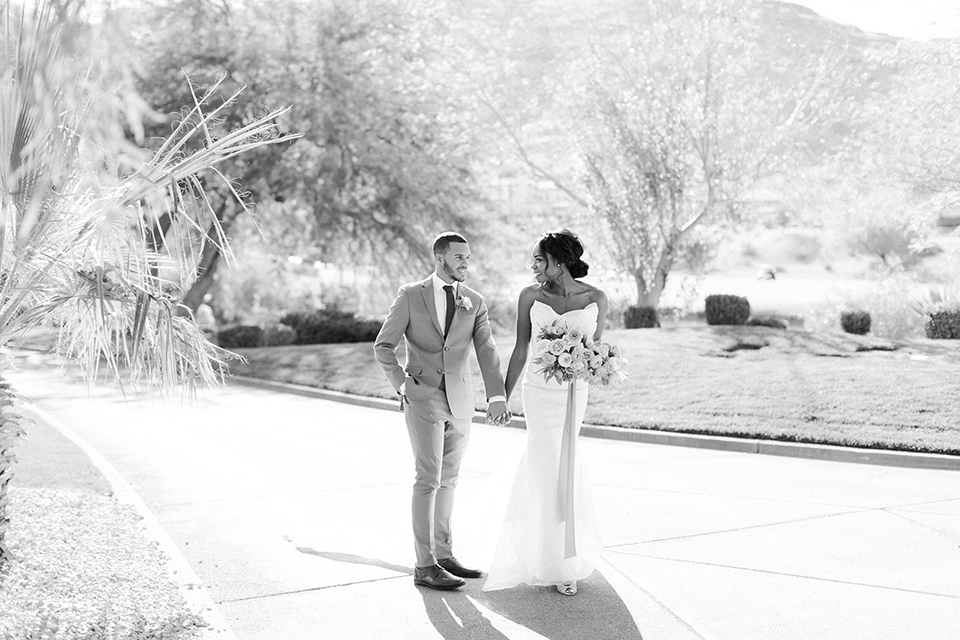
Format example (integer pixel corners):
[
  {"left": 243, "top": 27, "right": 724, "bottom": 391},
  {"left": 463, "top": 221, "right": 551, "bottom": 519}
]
[{"left": 475, "top": 93, "right": 590, "bottom": 209}]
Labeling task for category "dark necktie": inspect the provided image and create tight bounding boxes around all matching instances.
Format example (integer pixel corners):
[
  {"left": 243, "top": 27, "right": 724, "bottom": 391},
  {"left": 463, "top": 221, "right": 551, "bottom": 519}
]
[{"left": 443, "top": 285, "right": 455, "bottom": 337}]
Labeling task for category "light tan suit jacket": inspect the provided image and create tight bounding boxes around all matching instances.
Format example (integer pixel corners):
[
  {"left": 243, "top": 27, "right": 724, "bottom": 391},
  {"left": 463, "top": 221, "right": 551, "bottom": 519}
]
[{"left": 374, "top": 277, "right": 505, "bottom": 419}]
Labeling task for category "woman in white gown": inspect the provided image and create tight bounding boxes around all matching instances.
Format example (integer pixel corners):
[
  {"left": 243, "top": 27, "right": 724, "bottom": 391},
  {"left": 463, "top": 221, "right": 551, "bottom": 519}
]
[{"left": 483, "top": 229, "right": 608, "bottom": 596}]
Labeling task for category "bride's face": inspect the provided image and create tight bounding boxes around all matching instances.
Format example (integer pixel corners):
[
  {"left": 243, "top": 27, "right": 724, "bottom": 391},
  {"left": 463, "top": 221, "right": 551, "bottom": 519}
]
[{"left": 530, "top": 245, "right": 558, "bottom": 283}]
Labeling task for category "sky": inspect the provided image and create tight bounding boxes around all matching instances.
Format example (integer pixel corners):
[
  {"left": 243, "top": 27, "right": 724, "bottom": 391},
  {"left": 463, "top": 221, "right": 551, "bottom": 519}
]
[{"left": 789, "top": 0, "right": 960, "bottom": 40}]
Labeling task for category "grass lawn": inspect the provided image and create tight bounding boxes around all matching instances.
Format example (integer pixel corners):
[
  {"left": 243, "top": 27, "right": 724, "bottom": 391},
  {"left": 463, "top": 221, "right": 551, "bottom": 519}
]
[{"left": 231, "top": 325, "right": 960, "bottom": 456}]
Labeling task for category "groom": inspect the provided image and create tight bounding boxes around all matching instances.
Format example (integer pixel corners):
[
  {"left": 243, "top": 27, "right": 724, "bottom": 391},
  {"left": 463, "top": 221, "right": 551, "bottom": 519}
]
[{"left": 374, "top": 232, "right": 509, "bottom": 590}]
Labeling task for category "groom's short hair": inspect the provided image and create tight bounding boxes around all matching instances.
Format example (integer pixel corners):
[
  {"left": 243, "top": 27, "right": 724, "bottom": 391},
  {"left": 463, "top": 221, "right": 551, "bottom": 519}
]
[{"left": 433, "top": 232, "right": 468, "bottom": 256}]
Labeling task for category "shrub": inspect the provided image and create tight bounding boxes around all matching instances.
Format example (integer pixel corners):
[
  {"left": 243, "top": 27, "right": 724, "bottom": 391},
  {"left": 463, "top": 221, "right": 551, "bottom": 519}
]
[
  {"left": 840, "top": 311, "right": 871, "bottom": 335},
  {"left": 262, "top": 323, "right": 296, "bottom": 347},
  {"left": 278, "top": 311, "right": 309, "bottom": 331},
  {"left": 656, "top": 306, "right": 687, "bottom": 325},
  {"left": 808, "top": 277, "right": 926, "bottom": 340},
  {"left": 748, "top": 314, "right": 788, "bottom": 329},
  {"left": 847, "top": 209, "right": 927, "bottom": 268},
  {"left": 624, "top": 305, "right": 660, "bottom": 328},
  {"left": 705, "top": 294, "right": 750, "bottom": 325},
  {"left": 601, "top": 296, "right": 630, "bottom": 329},
  {"left": 217, "top": 325, "right": 264, "bottom": 349},
  {"left": 280, "top": 308, "right": 381, "bottom": 344},
  {"left": 924, "top": 308, "right": 960, "bottom": 339},
  {"left": 936, "top": 213, "right": 960, "bottom": 228},
  {"left": 776, "top": 229, "right": 822, "bottom": 264}
]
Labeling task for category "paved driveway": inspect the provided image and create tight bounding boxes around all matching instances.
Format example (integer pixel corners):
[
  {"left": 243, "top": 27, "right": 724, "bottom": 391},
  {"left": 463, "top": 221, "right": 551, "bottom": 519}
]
[{"left": 9, "top": 355, "right": 960, "bottom": 640}]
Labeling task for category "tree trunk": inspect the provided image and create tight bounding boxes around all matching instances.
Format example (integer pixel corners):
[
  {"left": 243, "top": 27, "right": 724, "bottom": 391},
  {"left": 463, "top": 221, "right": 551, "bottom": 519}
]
[
  {"left": 143, "top": 206, "right": 225, "bottom": 314},
  {"left": 634, "top": 253, "right": 672, "bottom": 309},
  {"left": 180, "top": 199, "right": 239, "bottom": 313},
  {"left": 182, "top": 225, "right": 224, "bottom": 313},
  {"left": 636, "top": 287, "right": 661, "bottom": 309}
]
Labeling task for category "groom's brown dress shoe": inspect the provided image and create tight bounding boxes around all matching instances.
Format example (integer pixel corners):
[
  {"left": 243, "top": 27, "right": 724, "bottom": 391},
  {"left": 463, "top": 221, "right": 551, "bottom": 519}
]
[
  {"left": 413, "top": 565, "right": 466, "bottom": 590},
  {"left": 437, "top": 557, "right": 483, "bottom": 579}
]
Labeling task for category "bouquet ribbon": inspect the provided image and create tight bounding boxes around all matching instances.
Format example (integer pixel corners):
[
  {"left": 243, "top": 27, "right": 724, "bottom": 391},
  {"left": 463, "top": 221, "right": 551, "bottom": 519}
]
[{"left": 558, "top": 378, "right": 578, "bottom": 559}]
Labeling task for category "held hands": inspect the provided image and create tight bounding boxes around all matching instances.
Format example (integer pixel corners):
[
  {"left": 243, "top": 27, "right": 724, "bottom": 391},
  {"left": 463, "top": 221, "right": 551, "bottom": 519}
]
[{"left": 485, "top": 400, "right": 511, "bottom": 426}]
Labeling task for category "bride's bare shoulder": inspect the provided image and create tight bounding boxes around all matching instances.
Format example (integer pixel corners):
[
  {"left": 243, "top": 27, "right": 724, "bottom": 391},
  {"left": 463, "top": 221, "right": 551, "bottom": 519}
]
[
  {"left": 518, "top": 284, "right": 541, "bottom": 303},
  {"left": 579, "top": 283, "right": 607, "bottom": 304}
]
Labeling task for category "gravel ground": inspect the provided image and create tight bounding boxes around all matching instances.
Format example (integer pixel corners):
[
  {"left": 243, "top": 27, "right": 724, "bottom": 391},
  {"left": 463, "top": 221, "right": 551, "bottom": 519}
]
[{"left": 0, "top": 411, "right": 205, "bottom": 640}]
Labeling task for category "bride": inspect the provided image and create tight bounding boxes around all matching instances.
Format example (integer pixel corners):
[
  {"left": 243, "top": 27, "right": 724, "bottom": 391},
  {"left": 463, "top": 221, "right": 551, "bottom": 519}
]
[{"left": 483, "top": 229, "right": 608, "bottom": 596}]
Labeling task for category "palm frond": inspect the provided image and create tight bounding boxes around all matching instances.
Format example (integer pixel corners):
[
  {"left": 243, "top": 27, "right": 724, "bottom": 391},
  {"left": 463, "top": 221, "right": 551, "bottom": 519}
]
[{"left": 0, "top": 2, "right": 300, "bottom": 393}]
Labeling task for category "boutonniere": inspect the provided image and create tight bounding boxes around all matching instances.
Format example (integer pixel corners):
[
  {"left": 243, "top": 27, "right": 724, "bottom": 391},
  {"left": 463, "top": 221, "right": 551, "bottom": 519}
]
[{"left": 456, "top": 294, "right": 473, "bottom": 311}]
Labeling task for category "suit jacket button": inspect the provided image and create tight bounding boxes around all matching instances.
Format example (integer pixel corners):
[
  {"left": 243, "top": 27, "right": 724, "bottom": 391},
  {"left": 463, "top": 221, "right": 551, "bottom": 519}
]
[
  {"left": 437, "top": 369, "right": 444, "bottom": 374},
  {"left": 443, "top": 347, "right": 449, "bottom": 351}
]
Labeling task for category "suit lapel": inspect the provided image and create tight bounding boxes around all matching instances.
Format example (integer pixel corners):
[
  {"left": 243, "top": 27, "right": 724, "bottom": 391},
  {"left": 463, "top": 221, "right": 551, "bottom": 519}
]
[{"left": 420, "top": 279, "right": 444, "bottom": 337}]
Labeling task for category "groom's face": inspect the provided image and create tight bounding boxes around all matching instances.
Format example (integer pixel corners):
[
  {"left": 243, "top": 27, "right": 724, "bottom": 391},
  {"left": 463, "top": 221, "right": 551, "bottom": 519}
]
[{"left": 437, "top": 242, "right": 470, "bottom": 282}]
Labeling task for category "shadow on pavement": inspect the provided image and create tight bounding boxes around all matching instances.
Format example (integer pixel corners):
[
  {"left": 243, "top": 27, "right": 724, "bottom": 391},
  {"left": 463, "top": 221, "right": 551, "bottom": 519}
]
[
  {"left": 420, "top": 588, "right": 512, "bottom": 640},
  {"left": 295, "top": 546, "right": 642, "bottom": 639},
  {"left": 291, "top": 546, "right": 412, "bottom": 576},
  {"left": 475, "top": 571, "right": 643, "bottom": 640}
]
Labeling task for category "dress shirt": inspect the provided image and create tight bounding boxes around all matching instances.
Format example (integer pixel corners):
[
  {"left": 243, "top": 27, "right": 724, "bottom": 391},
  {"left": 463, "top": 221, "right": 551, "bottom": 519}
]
[{"left": 432, "top": 273, "right": 457, "bottom": 331}]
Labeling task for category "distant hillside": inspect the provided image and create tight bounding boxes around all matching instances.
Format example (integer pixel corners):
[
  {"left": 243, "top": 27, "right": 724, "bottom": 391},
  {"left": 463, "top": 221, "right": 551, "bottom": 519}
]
[
  {"left": 759, "top": 1, "right": 900, "bottom": 99},
  {"left": 450, "top": 0, "right": 906, "bottom": 225},
  {"left": 450, "top": 0, "right": 901, "bottom": 100}
]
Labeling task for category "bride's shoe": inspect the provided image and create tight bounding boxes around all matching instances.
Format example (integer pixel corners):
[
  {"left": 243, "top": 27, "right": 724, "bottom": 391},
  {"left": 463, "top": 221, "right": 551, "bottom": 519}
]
[{"left": 557, "top": 581, "right": 578, "bottom": 596}]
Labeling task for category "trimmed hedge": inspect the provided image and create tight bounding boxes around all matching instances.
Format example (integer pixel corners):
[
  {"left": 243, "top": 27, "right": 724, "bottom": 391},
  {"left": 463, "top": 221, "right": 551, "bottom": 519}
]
[
  {"left": 705, "top": 294, "right": 750, "bottom": 325},
  {"left": 840, "top": 311, "right": 871, "bottom": 335},
  {"left": 624, "top": 305, "right": 660, "bottom": 328},
  {"left": 280, "top": 308, "right": 381, "bottom": 345},
  {"left": 218, "top": 325, "right": 264, "bottom": 349},
  {"left": 924, "top": 308, "right": 960, "bottom": 339},
  {"left": 263, "top": 322, "right": 296, "bottom": 347}
]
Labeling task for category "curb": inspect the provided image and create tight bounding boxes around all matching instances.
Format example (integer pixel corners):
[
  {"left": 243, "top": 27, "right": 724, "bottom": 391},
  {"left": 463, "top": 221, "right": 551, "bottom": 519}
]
[
  {"left": 22, "top": 405, "right": 240, "bottom": 640},
  {"left": 230, "top": 376, "right": 960, "bottom": 472}
]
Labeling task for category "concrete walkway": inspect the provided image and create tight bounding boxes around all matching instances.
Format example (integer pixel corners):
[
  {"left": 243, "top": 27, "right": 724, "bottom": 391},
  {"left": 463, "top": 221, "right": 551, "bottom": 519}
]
[{"left": 8, "top": 355, "right": 960, "bottom": 640}]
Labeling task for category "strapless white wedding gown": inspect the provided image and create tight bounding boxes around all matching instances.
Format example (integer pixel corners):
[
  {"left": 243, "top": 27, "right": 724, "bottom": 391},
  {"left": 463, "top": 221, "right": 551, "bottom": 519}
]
[{"left": 483, "top": 301, "right": 602, "bottom": 590}]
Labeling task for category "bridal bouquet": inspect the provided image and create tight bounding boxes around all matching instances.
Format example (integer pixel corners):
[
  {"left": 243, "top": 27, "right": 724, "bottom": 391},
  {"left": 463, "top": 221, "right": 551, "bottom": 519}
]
[{"left": 531, "top": 320, "right": 627, "bottom": 386}]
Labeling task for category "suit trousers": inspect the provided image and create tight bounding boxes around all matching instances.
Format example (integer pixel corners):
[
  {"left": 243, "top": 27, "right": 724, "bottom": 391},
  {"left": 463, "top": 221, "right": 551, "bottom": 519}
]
[{"left": 405, "top": 387, "right": 471, "bottom": 568}]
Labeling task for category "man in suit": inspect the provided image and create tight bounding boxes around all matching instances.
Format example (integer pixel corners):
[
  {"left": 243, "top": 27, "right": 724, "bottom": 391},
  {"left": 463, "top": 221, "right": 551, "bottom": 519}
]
[{"left": 374, "top": 232, "right": 509, "bottom": 590}]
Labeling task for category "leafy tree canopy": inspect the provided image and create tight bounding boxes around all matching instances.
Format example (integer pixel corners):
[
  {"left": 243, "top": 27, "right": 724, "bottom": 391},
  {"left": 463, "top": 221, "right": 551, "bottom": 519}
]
[{"left": 132, "top": 0, "right": 491, "bottom": 306}]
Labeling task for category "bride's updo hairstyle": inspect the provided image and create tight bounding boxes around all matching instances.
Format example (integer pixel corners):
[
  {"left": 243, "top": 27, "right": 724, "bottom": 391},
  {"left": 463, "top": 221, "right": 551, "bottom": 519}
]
[{"left": 538, "top": 229, "right": 589, "bottom": 279}]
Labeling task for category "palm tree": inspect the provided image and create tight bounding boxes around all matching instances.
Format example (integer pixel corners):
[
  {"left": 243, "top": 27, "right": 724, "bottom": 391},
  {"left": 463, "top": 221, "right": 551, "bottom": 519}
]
[{"left": 0, "top": 1, "right": 297, "bottom": 564}]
